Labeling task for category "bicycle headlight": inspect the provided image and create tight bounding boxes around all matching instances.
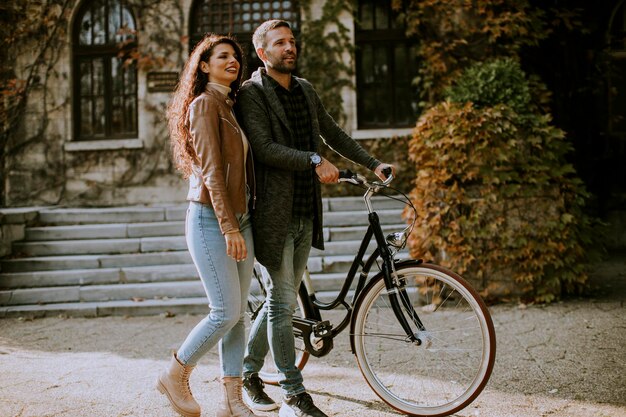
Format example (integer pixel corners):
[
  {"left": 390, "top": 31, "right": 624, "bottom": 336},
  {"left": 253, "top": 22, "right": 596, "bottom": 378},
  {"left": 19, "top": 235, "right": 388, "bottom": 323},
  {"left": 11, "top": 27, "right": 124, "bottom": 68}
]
[{"left": 386, "top": 231, "right": 407, "bottom": 250}]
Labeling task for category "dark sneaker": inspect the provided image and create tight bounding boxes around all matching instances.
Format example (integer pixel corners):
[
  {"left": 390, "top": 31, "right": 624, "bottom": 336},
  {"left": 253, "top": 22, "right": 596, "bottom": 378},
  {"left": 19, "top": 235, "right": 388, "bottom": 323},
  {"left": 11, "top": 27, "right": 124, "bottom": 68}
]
[
  {"left": 242, "top": 373, "right": 279, "bottom": 411},
  {"left": 279, "top": 392, "right": 328, "bottom": 417}
]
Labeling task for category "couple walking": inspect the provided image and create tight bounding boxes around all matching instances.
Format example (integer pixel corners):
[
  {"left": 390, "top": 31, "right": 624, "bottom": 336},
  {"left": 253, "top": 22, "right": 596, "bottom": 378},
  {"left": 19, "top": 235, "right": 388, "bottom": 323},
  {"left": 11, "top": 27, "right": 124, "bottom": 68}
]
[{"left": 156, "top": 19, "right": 394, "bottom": 417}]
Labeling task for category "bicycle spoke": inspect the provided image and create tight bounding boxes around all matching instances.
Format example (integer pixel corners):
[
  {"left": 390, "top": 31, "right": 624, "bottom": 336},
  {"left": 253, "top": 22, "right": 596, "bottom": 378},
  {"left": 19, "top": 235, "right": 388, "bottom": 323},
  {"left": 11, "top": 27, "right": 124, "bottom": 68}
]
[
  {"left": 351, "top": 332, "right": 415, "bottom": 343},
  {"left": 352, "top": 265, "right": 495, "bottom": 416}
]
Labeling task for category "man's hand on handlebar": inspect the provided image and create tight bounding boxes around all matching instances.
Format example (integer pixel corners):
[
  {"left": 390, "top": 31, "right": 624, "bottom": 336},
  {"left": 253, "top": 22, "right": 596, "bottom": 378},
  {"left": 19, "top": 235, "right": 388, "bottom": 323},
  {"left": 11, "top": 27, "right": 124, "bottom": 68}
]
[
  {"left": 374, "top": 163, "right": 395, "bottom": 181},
  {"left": 315, "top": 157, "right": 340, "bottom": 183},
  {"left": 318, "top": 160, "right": 395, "bottom": 184}
]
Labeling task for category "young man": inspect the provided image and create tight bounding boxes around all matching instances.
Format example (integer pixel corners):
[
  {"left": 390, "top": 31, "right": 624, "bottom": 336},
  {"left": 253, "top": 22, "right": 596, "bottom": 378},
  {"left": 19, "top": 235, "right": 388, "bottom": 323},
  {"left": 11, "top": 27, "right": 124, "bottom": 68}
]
[{"left": 235, "top": 20, "right": 394, "bottom": 417}]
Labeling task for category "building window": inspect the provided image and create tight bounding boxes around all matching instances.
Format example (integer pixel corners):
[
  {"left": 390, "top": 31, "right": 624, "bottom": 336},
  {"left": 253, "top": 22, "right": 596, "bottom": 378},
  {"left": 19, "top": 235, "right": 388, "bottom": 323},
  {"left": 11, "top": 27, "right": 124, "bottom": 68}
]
[
  {"left": 73, "top": 0, "right": 138, "bottom": 140},
  {"left": 355, "top": 0, "right": 419, "bottom": 128},
  {"left": 189, "top": 0, "right": 300, "bottom": 76}
]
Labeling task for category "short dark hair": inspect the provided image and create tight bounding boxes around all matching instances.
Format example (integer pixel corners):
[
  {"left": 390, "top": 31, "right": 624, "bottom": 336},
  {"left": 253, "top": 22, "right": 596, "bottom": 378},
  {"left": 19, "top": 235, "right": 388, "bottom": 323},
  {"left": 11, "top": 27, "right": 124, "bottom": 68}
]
[{"left": 252, "top": 19, "right": 292, "bottom": 51}]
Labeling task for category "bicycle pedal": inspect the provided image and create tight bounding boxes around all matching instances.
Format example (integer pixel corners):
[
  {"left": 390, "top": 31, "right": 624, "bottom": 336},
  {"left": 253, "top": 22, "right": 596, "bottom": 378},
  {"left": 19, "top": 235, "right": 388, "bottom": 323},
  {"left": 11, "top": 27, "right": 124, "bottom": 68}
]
[{"left": 313, "top": 320, "right": 333, "bottom": 338}]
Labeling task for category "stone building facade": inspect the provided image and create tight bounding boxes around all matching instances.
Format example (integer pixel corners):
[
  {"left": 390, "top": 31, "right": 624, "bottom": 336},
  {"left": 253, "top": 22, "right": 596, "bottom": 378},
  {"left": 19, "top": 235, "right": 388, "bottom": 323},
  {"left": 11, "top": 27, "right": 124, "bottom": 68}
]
[{"left": 3, "top": 0, "right": 416, "bottom": 208}]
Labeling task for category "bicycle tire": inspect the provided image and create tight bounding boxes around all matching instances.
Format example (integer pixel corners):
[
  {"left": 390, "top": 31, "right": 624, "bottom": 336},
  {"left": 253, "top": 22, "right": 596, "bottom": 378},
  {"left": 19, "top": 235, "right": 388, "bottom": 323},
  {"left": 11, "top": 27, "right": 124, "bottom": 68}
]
[
  {"left": 351, "top": 263, "right": 496, "bottom": 417},
  {"left": 246, "top": 266, "right": 310, "bottom": 385}
]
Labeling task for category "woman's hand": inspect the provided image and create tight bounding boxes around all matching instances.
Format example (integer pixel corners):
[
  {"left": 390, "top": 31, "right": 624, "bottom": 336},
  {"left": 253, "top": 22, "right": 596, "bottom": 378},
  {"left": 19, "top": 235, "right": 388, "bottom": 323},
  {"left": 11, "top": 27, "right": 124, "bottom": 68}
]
[{"left": 224, "top": 230, "right": 247, "bottom": 262}]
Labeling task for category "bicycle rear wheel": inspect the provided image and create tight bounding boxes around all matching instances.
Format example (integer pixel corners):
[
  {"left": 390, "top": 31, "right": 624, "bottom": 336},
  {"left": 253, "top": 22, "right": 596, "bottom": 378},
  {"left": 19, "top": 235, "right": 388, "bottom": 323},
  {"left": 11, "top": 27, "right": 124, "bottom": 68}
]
[
  {"left": 246, "top": 265, "right": 310, "bottom": 385},
  {"left": 351, "top": 263, "right": 496, "bottom": 417}
]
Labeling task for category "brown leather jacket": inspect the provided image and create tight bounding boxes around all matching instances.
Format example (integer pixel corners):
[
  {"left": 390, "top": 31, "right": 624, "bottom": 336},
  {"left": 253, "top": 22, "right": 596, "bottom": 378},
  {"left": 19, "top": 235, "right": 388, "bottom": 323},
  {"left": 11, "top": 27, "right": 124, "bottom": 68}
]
[{"left": 187, "top": 86, "right": 255, "bottom": 234}]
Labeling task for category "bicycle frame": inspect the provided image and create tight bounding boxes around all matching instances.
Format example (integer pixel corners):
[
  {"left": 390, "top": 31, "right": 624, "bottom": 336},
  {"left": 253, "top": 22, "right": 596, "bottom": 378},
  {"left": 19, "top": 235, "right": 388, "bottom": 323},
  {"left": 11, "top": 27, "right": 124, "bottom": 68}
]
[
  {"left": 250, "top": 172, "right": 497, "bottom": 416},
  {"left": 294, "top": 174, "right": 425, "bottom": 357}
]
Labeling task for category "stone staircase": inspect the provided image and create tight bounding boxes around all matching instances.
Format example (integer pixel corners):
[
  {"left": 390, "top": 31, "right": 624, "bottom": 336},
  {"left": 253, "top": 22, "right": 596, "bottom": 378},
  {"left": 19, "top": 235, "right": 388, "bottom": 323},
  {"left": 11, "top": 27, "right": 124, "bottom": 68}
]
[{"left": 0, "top": 196, "right": 408, "bottom": 318}]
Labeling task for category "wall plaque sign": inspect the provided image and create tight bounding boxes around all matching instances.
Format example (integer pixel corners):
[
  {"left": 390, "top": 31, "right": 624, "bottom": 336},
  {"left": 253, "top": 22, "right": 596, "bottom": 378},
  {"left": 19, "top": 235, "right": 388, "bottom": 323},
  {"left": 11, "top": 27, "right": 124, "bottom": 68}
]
[{"left": 147, "top": 72, "right": 179, "bottom": 92}]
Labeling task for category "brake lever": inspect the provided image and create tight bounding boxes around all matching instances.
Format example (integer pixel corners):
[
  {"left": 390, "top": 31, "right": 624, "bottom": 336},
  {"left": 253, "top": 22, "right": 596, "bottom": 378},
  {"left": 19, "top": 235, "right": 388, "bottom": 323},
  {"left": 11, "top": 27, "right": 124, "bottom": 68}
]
[{"left": 372, "top": 174, "right": 394, "bottom": 188}]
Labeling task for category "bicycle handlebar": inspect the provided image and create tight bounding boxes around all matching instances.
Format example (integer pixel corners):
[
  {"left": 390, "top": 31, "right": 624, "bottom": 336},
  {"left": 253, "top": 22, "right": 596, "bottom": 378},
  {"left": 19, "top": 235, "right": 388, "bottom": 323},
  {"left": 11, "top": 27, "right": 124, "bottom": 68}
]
[
  {"left": 338, "top": 169, "right": 394, "bottom": 188},
  {"left": 337, "top": 169, "right": 395, "bottom": 214}
]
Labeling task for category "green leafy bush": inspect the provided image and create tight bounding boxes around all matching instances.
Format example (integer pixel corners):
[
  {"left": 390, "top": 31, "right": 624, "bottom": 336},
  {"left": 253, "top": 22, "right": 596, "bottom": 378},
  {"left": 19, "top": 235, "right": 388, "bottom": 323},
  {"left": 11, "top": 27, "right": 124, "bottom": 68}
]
[
  {"left": 445, "top": 58, "right": 532, "bottom": 114},
  {"left": 405, "top": 59, "right": 599, "bottom": 302}
]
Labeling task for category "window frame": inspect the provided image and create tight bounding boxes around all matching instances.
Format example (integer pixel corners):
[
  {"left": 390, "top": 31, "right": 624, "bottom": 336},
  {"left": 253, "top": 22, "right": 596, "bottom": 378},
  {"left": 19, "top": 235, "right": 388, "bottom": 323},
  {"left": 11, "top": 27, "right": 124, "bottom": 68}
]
[
  {"left": 188, "top": 0, "right": 301, "bottom": 78},
  {"left": 72, "top": 0, "right": 139, "bottom": 141},
  {"left": 354, "top": 0, "right": 418, "bottom": 129}
]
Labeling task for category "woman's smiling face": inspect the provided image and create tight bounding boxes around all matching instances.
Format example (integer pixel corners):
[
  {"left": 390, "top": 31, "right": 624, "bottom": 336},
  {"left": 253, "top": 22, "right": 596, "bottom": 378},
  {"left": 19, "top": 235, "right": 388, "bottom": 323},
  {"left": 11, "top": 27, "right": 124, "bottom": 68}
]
[{"left": 200, "top": 43, "right": 240, "bottom": 87}]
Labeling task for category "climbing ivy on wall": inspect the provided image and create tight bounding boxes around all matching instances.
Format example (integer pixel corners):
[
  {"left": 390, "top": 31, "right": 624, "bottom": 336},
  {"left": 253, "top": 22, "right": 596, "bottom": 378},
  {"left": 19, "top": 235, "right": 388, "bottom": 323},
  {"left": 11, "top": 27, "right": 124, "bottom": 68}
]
[
  {"left": 399, "top": 0, "right": 547, "bottom": 105},
  {"left": 298, "top": 0, "right": 355, "bottom": 125},
  {"left": 0, "top": 0, "right": 73, "bottom": 206},
  {"left": 0, "top": 0, "right": 185, "bottom": 206}
]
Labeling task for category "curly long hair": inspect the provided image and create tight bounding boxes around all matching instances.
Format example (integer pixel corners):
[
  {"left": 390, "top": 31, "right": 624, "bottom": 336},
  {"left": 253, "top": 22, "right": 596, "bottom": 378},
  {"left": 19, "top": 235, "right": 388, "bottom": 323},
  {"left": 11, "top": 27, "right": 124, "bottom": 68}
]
[{"left": 167, "top": 34, "right": 245, "bottom": 178}]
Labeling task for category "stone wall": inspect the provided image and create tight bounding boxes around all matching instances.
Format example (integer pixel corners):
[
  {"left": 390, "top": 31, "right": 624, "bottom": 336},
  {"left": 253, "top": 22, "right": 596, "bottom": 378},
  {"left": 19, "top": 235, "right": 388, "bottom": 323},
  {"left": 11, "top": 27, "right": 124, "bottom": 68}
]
[
  {"left": 4, "top": 0, "right": 412, "bottom": 208},
  {"left": 0, "top": 208, "right": 41, "bottom": 259},
  {"left": 4, "top": 0, "right": 190, "bottom": 208}
]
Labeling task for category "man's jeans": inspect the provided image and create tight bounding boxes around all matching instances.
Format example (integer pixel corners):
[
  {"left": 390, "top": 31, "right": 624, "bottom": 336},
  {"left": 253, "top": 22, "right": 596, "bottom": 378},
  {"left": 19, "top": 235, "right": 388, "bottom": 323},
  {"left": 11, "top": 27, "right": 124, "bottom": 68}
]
[
  {"left": 243, "top": 216, "right": 313, "bottom": 397},
  {"left": 177, "top": 202, "right": 255, "bottom": 377}
]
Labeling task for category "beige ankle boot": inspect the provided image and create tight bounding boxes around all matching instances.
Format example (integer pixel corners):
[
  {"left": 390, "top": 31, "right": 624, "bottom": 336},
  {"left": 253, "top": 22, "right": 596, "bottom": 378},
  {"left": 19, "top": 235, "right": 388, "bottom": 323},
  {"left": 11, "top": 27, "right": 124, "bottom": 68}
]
[
  {"left": 216, "top": 377, "right": 258, "bottom": 417},
  {"left": 156, "top": 353, "right": 201, "bottom": 417}
]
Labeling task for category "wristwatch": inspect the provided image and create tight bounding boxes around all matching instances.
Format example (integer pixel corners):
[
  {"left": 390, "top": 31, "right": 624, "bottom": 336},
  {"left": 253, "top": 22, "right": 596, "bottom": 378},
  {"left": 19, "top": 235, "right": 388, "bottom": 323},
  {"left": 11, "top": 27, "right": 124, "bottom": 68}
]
[{"left": 310, "top": 153, "right": 323, "bottom": 167}]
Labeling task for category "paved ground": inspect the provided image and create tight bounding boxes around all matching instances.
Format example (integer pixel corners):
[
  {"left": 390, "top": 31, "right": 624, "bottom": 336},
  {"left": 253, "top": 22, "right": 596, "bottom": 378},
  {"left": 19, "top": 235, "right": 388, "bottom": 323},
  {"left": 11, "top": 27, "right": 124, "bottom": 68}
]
[{"left": 1, "top": 255, "right": 625, "bottom": 417}]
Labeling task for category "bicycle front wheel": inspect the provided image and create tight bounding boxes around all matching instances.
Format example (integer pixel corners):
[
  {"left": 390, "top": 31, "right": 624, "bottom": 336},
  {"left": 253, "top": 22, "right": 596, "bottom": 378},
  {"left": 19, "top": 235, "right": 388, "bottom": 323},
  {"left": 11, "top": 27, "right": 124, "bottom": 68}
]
[{"left": 351, "top": 263, "right": 496, "bottom": 417}]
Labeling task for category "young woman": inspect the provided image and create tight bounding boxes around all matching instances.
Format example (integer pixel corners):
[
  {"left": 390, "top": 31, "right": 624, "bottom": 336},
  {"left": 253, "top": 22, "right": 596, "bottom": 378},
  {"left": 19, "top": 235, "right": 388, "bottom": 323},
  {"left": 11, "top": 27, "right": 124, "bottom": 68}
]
[{"left": 157, "top": 34, "right": 257, "bottom": 417}]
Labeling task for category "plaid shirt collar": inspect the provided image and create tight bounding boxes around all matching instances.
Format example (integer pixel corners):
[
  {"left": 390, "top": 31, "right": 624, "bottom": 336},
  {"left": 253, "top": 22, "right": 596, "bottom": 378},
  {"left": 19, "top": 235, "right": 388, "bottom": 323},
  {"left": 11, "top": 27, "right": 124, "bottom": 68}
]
[{"left": 263, "top": 72, "right": 300, "bottom": 93}]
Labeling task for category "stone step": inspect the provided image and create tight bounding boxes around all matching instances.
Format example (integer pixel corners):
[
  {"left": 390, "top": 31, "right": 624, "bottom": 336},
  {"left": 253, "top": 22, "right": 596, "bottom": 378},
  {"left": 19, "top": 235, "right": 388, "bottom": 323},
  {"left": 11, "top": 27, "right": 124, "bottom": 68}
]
[
  {"left": 325, "top": 195, "right": 405, "bottom": 212},
  {"left": 305, "top": 273, "right": 350, "bottom": 292},
  {"left": 0, "top": 278, "right": 366, "bottom": 319},
  {"left": 22, "top": 217, "right": 404, "bottom": 245},
  {"left": 322, "top": 209, "right": 403, "bottom": 227},
  {"left": 0, "top": 196, "right": 412, "bottom": 317},
  {"left": 310, "top": 240, "right": 377, "bottom": 257},
  {"left": 308, "top": 254, "right": 354, "bottom": 274},
  {"left": 0, "top": 251, "right": 192, "bottom": 273},
  {"left": 325, "top": 223, "right": 405, "bottom": 242},
  {"left": 0, "top": 264, "right": 199, "bottom": 289},
  {"left": 12, "top": 236, "right": 188, "bottom": 257},
  {"left": 0, "top": 272, "right": 350, "bottom": 309},
  {"left": 15, "top": 222, "right": 406, "bottom": 257},
  {"left": 0, "top": 286, "right": 371, "bottom": 319},
  {"left": 0, "top": 258, "right": 360, "bottom": 290},
  {"left": 37, "top": 205, "right": 185, "bottom": 225},
  {"left": 307, "top": 251, "right": 409, "bottom": 274},
  {"left": 0, "top": 281, "right": 204, "bottom": 306},
  {"left": 24, "top": 221, "right": 185, "bottom": 241},
  {"left": 30, "top": 196, "right": 405, "bottom": 227},
  {"left": 1, "top": 247, "right": 407, "bottom": 275}
]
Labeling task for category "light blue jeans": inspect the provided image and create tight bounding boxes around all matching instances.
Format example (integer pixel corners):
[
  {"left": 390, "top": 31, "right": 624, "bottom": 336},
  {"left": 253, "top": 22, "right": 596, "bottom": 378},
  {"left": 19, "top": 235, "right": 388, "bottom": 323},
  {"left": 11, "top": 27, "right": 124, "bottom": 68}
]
[
  {"left": 177, "top": 201, "right": 254, "bottom": 378},
  {"left": 243, "top": 216, "right": 313, "bottom": 397}
]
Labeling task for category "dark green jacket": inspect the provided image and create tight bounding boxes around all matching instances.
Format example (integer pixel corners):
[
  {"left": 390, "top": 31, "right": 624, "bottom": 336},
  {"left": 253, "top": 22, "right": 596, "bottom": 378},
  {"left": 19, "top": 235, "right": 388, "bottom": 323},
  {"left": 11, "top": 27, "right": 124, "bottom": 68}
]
[{"left": 235, "top": 68, "right": 380, "bottom": 270}]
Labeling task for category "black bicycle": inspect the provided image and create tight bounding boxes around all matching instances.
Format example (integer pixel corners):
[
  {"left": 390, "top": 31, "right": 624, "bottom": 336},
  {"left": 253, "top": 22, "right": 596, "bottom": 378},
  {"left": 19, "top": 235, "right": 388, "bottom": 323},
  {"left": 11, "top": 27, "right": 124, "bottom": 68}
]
[{"left": 247, "top": 170, "right": 496, "bottom": 417}]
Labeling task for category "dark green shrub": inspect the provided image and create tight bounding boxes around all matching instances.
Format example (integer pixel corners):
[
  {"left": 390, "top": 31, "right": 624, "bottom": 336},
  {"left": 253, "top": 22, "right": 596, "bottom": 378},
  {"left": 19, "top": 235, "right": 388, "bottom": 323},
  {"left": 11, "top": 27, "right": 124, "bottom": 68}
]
[
  {"left": 405, "top": 59, "right": 599, "bottom": 303},
  {"left": 445, "top": 58, "right": 532, "bottom": 114}
]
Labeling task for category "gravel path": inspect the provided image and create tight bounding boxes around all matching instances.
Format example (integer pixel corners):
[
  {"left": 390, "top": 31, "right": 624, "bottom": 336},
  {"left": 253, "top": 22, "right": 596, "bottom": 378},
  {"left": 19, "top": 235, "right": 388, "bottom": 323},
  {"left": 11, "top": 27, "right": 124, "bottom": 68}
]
[{"left": 1, "top": 255, "right": 624, "bottom": 417}]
